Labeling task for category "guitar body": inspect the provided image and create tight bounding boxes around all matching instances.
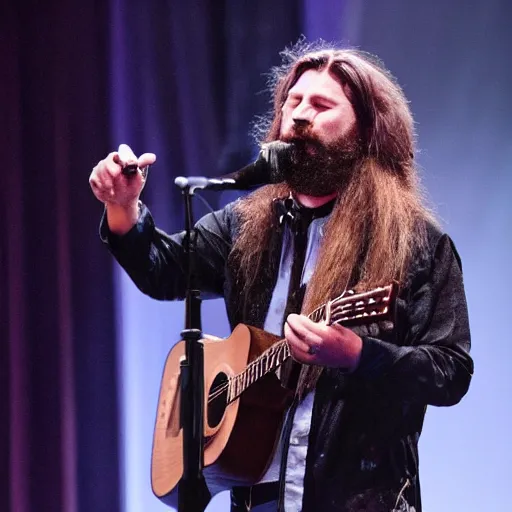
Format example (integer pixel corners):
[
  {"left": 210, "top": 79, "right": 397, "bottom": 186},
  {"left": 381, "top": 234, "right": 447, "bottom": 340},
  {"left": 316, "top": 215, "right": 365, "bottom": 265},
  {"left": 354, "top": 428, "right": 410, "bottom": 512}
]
[
  {"left": 151, "top": 324, "right": 292, "bottom": 501},
  {"left": 151, "top": 283, "right": 396, "bottom": 502},
  {"left": 215, "top": 325, "right": 293, "bottom": 481}
]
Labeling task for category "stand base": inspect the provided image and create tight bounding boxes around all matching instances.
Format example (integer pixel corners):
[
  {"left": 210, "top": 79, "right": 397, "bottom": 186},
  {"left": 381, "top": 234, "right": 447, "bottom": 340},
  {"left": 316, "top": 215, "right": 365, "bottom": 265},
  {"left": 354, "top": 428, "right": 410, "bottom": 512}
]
[{"left": 178, "top": 476, "right": 211, "bottom": 512}]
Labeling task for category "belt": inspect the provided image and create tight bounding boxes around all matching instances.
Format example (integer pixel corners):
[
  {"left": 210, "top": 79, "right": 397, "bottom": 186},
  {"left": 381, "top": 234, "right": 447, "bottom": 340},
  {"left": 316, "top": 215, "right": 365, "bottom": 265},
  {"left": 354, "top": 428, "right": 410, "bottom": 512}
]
[{"left": 231, "top": 481, "right": 280, "bottom": 510}]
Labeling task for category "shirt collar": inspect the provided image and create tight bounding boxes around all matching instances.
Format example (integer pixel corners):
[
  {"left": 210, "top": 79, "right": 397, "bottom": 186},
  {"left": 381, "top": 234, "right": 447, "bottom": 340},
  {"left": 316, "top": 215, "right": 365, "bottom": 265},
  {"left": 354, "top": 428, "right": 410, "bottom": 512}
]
[{"left": 273, "top": 193, "right": 335, "bottom": 235}]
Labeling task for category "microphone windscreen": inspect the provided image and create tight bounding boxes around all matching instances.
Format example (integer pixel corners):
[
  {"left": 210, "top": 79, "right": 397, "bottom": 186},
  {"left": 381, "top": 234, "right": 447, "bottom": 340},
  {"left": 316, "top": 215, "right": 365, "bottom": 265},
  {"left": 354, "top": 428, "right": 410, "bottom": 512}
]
[{"left": 261, "top": 141, "right": 294, "bottom": 183}]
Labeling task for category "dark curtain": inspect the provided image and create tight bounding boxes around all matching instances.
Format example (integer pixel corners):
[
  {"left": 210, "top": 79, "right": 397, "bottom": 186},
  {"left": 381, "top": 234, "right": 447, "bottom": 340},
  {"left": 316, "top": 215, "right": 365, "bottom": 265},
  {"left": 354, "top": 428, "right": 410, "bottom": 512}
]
[
  {"left": 1, "top": 1, "right": 120, "bottom": 511},
  {"left": 1, "top": 1, "right": 300, "bottom": 511}
]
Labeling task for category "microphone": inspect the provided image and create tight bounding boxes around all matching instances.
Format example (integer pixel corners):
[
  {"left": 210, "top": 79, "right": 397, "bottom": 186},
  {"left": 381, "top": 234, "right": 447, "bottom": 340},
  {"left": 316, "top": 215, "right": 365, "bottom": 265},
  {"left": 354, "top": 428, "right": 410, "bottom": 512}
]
[{"left": 174, "top": 141, "right": 293, "bottom": 192}]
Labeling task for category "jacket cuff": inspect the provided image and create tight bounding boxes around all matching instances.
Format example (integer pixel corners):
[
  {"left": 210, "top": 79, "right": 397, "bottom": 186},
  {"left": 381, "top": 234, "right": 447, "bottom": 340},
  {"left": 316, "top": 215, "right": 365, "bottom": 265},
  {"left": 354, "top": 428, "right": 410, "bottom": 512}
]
[
  {"left": 353, "top": 336, "right": 414, "bottom": 380},
  {"left": 99, "top": 202, "right": 154, "bottom": 251}
]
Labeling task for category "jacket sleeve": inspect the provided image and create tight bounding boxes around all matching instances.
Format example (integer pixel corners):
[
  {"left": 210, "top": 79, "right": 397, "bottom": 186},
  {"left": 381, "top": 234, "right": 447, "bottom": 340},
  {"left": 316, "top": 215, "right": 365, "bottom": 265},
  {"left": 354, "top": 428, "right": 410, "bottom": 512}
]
[
  {"left": 352, "top": 233, "right": 473, "bottom": 406},
  {"left": 99, "top": 202, "right": 234, "bottom": 300}
]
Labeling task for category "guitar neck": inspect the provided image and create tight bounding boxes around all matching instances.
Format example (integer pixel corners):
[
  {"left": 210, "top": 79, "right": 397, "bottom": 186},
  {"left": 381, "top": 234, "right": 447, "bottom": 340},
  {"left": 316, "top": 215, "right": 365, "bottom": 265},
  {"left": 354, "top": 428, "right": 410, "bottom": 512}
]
[{"left": 228, "top": 338, "right": 290, "bottom": 403}]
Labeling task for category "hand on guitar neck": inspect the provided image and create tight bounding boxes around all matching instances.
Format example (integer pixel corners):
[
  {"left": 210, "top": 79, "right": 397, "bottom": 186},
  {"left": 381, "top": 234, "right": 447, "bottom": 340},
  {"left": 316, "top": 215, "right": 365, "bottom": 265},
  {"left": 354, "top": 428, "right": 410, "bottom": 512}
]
[{"left": 284, "top": 314, "right": 362, "bottom": 372}]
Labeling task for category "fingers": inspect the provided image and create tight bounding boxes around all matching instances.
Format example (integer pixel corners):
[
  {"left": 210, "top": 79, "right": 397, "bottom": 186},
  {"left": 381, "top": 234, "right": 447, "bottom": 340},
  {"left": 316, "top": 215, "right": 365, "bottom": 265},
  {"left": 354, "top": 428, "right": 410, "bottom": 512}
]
[
  {"left": 90, "top": 163, "right": 116, "bottom": 202},
  {"left": 102, "top": 151, "right": 123, "bottom": 185},
  {"left": 114, "top": 144, "right": 156, "bottom": 171},
  {"left": 285, "top": 314, "right": 323, "bottom": 358},
  {"left": 284, "top": 314, "right": 363, "bottom": 369},
  {"left": 284, "top": 321, "right": 310, "bottom": 354},
  {"left": 138, "top": 152, "right": 157, "bottom": 168},
  {"left": 89, "top": 173, "right": 102, "bottom": 195},
  {"left": 114, "top": 147, "right": 156, "bottom": 175},
  {"left": 287, "top": 313, "right": 329, "bottom": 339},
  {"left": 89, "top": 151, "right": 133, "bottom": 203},
  {"left": 89, "top": 172, "right": 113, "bottom": 202},
  {"left": 117, "top": 143, "right": 138, "bottom": 166},
  {"left": 89, "top": 146, "right": 154, "bottom": 206}
]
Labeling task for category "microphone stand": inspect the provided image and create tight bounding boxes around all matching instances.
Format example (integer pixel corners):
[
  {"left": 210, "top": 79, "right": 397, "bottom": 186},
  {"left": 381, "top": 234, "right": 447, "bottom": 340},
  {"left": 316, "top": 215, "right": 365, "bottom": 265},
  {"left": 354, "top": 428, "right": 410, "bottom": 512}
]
[
  {"left": 171, "top": 140, "right": 292, "bottom": 510},
  {"left": 177, "top": 183, "right": 207, "bottom": 512}
]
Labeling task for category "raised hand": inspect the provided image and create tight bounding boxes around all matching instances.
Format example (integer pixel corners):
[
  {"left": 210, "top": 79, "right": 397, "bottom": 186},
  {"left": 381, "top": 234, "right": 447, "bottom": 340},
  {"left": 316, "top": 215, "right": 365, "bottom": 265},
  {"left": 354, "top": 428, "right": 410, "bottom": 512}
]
[
  {"left": 89, "top": 143, "right": 156, "bottom": 207},
  {"left": 89, "top": 144, "right": 156, "bottom": 234}
]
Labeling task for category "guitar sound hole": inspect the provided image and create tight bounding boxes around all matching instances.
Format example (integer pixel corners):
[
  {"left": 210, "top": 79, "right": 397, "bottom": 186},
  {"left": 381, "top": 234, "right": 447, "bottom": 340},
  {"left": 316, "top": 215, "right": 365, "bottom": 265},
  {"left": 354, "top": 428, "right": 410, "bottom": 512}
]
[{"left": 207, "top": 372, "right": 228, "bottom": 428}]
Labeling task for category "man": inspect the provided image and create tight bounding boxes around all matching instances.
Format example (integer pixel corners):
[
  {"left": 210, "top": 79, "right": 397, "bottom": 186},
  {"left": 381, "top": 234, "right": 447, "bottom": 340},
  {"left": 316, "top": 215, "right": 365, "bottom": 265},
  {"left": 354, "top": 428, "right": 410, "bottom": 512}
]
[{"left": 90, "top": 43, "right": 473, "bottom": 511}]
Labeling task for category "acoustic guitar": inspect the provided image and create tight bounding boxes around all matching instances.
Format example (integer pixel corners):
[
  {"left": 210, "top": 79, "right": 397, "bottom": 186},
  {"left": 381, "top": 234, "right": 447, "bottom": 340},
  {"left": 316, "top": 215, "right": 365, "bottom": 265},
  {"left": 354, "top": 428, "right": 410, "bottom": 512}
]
[{"left": 151, "top": 283, "right": 397, "bottom": 502}]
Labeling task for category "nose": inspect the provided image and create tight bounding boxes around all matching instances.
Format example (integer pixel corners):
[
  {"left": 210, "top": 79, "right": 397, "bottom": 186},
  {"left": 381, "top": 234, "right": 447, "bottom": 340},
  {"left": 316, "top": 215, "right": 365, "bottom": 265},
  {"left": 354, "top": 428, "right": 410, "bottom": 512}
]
[
  {"left": 291, "top": 102, "right": 315, "bottom": 127},
  {"left": 292, "top": 118, "right": 310, "bottom": 129}
]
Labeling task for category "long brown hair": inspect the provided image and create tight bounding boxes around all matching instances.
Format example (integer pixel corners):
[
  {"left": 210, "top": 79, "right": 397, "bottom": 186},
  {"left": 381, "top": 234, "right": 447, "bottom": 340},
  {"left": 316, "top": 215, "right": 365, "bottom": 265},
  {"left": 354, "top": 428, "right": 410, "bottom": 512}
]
[
  {"left": 230, "top": 44, "right": 437, "bottom": 390},
  {"left": 233, "top": 43, "right": 436, "bottom": 300},
  {"left": 231, "top": 44, "right": 436, "bottom": 395}
]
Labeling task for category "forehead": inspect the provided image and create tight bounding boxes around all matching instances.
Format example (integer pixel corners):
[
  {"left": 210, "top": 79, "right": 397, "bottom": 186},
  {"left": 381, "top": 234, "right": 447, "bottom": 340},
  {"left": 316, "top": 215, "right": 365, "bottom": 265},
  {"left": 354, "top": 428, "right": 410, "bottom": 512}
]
[{"left": 288, "top": 69, "right": 346, "bottom": 100}]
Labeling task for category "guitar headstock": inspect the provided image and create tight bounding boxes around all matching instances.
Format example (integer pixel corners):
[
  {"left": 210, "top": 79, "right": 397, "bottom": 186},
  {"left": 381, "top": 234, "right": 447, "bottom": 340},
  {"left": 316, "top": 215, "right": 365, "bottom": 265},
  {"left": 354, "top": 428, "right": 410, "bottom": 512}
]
[{"left": 324, "top": 282, "right": 397, "bottom": 326}]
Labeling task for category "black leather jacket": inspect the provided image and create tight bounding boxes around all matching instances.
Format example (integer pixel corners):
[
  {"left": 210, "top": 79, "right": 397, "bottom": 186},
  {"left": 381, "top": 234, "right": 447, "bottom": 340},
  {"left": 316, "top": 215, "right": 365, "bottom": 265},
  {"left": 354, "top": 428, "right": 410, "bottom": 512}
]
[{"left": 101, "top": 198, "right": 473, "bottom": 512}]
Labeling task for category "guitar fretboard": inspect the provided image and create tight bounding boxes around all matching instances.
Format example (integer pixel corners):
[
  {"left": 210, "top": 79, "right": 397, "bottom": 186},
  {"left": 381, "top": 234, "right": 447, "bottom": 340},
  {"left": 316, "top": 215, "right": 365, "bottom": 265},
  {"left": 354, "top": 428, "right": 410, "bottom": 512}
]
[{"left": 227, "top": 339, "right": 290, "bottom": 402}]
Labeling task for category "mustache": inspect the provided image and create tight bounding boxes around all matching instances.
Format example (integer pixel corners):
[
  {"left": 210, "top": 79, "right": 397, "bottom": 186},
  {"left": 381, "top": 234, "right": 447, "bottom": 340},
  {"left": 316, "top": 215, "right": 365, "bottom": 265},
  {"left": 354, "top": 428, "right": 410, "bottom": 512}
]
[
  {"left": 283, "top": 124, "right": 319, "bottom": 141},
  {"left": 281, "top": 133, "right": 326, "bottom": 155}
]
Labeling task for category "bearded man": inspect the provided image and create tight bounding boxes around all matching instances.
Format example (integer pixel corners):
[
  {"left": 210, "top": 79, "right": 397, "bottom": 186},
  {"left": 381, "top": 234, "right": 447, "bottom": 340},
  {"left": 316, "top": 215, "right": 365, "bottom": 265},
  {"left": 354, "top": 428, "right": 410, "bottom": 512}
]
[{"left": 90, "top": 43, "right": 473, "bottom": 512}]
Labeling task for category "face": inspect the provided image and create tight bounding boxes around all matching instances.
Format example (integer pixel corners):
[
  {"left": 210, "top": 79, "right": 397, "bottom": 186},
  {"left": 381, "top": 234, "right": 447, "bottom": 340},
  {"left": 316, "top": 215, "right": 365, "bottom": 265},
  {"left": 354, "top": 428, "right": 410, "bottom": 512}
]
[
  {"left": 280, "top": 68, "right": 357, "bottom": 149},
  {"left": 278, "top": 69, "right": 360, "bottom": 196}
]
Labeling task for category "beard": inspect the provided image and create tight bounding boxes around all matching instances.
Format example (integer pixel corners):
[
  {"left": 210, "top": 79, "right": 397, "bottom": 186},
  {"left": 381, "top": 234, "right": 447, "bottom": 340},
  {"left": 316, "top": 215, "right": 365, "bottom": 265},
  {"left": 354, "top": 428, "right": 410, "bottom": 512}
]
[{"left": 280, "top": 125, "right": 361, "bottom": 196}]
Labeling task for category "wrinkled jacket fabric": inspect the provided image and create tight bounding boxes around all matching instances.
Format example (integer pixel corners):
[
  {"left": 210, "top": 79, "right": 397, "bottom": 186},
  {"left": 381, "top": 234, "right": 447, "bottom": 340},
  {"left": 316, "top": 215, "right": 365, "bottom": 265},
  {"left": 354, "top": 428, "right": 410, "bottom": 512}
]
[{"left": 101, "top": 198, "right": 473, "bottom": 512}]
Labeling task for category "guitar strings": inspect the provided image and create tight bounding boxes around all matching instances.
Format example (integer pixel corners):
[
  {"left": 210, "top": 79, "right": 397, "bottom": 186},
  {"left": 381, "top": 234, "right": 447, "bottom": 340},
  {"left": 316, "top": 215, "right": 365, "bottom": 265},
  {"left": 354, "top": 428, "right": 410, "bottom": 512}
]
[
  {"left": 207, "top": 350, "right": 285, "bottom": 403},
  {"left": 206, "top": 340, "right": 290, "bottom": 403}
]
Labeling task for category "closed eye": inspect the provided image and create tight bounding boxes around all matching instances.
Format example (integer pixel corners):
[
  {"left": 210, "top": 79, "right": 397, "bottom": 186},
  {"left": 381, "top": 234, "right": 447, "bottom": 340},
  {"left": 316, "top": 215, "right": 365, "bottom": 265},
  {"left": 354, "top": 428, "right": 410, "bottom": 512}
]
[
  {"left": 310, "top": 95, "right": 336, "bottom": 110},
  {"left": 284, "top": 95, "right": 301, "bottom": 108},
  {"left": 311, "top": 100, "right": 331, "bottom": 111}
]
